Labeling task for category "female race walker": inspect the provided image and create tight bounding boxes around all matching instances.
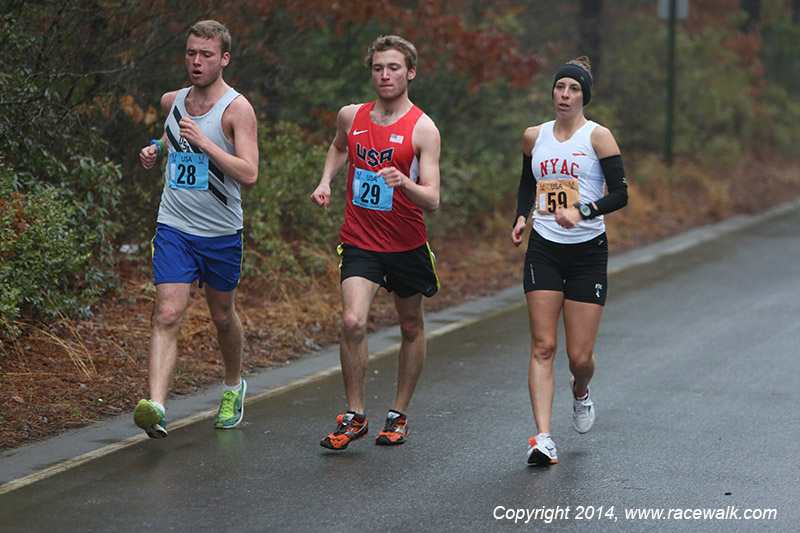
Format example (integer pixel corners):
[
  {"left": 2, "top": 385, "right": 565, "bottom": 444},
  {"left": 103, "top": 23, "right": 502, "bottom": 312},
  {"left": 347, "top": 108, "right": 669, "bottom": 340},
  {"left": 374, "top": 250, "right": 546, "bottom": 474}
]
[{"left": 511, "top": 56, "right": 628, "bottom": 465}]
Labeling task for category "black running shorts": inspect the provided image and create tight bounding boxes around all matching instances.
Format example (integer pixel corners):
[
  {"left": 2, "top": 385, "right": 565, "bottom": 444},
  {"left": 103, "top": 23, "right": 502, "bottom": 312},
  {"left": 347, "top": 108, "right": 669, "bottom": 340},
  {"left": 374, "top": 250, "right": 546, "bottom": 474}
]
[
  {"left": 523, "top": 230, "right": 608, "bottom": 305},
  {"left": 339, "top": 242, "right": 440, "bottom": 298}
]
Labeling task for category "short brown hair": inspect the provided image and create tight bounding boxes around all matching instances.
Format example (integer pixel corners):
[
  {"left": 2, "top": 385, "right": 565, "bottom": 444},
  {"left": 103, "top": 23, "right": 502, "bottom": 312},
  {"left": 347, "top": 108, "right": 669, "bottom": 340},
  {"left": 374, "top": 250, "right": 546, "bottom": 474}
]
[
  {"left": 188, "top": 20, "right": 231, "bottom": 55},
  {"left": 364, "top": 35, "right": 417, "bottom": 71}
]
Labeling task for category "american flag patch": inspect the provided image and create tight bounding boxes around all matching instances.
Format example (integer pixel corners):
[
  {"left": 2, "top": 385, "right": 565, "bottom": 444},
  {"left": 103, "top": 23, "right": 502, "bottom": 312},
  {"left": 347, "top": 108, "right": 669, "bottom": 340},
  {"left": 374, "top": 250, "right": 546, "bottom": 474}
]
[{"left": 390, "top": 134, "right": 404, "bottom": 144}]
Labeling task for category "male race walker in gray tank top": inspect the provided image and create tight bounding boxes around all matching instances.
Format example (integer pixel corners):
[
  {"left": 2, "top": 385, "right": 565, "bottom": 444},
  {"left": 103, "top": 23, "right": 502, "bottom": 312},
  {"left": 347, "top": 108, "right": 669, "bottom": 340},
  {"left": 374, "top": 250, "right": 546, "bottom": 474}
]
[{"left": 135, "top": 20, "right": 259, "bottom": 439}]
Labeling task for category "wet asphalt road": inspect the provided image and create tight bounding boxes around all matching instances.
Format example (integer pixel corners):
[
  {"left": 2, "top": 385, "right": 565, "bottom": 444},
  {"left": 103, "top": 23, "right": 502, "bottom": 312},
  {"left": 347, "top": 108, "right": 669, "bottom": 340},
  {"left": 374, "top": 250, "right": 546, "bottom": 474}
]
[{"left": 1, "top": 202, "right": 799, "bottom": 532}]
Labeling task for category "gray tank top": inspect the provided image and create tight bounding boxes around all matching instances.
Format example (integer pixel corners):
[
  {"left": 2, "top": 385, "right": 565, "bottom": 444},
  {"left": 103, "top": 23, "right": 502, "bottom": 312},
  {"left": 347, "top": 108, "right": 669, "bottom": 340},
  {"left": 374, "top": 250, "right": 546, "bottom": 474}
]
[{"left": 157, "top": 87, "right": 243, "bottom": 237}]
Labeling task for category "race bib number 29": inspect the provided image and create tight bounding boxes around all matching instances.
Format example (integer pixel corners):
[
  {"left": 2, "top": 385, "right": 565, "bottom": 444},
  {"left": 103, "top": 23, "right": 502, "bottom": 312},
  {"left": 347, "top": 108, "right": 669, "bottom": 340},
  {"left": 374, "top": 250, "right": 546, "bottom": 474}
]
[
  {"left": 537, "top": 179, "right": 580, "bottom": 214},
  {"left": 352, "top": 168, "right": 393, "bottom": 211},
  {"left": 168, "top": 152, "right": 209, "bottom": 190}
]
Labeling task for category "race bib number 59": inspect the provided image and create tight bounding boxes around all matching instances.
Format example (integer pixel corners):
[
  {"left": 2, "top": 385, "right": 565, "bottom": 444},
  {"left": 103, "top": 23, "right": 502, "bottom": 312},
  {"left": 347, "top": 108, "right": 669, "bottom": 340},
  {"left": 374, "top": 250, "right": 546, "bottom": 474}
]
[
  {"left": 537, "top": 179, "right": 579, "bottom": 214},
  {"left": 352, "top": 168, "right": 393, "bottom": 211},
  {"left": 168, "top": 152, "right": 209, "bottom": 190}
]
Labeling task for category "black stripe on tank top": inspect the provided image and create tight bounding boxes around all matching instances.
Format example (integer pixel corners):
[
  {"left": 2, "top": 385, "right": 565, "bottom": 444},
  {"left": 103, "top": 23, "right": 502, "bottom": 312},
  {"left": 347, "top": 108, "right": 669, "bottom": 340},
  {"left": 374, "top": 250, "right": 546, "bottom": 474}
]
[
  {"left": 168, "top": 108, "right": 228, "bottom": 206},
  {"left": 171, "top": 107, "right": 226, "bottom": 182},
  {"left": 166, "top": 126, "right": 228, "bottom": 205},
  {"left": 165, "top": 125, "right": 228, "bottom": 206}
]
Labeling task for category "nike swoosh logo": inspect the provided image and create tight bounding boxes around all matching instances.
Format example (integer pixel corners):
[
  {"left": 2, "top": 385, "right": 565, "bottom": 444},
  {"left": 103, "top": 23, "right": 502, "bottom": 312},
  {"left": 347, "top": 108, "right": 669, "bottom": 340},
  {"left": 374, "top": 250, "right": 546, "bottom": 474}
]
[
  {"left": 572, "top": 152, "right": 587, "bottom": 156},
  {"left": 353, "top": 129, "right": 368, "bottom": 135}
]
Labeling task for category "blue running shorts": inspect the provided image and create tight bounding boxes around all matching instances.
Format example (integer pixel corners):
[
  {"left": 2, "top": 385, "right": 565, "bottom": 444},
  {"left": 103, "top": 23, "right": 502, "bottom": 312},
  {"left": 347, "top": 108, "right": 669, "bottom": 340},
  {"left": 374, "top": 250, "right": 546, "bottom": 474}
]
[{"left": 151, "top": 223, "right": 243, "bottom": 292}]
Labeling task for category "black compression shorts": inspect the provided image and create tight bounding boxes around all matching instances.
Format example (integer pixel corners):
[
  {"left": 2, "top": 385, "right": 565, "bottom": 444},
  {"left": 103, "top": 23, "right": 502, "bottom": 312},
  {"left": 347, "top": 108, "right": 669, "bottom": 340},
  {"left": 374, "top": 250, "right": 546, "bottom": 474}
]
[
  {"left": 339, "top": 242, "right": 440, "bottom": 298},
  {"left": 523, "top": 230, "right": 608, "bottom": 305}
]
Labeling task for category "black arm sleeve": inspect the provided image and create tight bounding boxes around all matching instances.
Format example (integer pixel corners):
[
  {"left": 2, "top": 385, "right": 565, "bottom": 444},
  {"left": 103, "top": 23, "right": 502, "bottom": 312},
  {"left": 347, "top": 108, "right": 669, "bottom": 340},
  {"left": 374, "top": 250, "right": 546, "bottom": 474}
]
[
  {"left": 514, "top": 154, "right": 536, "bottom": 226},
  {"left": 586, "top": 154, "right": 628, "bottom": 218}
]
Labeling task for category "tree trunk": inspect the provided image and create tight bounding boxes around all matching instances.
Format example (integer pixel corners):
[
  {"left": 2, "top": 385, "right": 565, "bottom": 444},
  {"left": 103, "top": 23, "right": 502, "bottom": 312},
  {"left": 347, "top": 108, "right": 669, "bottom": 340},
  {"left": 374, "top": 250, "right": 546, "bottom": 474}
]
[
  {"left": 579, "top": 0, "right": 602, "bottom": 80},
  {"left": 740, "top": 0, "right": 761, "bottom": 32}
]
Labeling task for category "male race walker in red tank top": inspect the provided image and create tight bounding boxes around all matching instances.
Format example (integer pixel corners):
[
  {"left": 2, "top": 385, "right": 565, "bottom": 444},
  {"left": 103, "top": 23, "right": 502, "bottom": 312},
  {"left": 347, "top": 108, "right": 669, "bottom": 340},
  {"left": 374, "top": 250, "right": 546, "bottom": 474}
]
[{"left": 311, "top": 35, "right": 442, "bottom": 451}]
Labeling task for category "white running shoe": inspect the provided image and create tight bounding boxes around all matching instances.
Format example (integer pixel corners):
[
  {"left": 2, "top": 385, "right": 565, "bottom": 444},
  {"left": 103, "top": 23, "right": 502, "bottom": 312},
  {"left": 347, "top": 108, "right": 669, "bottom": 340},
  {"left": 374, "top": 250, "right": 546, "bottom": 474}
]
[
  {"left": 526, "top": 433, "right": 558, "bottom": 465},
  {"left": 570, "top": 377, "right": 595, "bottom": 434}
]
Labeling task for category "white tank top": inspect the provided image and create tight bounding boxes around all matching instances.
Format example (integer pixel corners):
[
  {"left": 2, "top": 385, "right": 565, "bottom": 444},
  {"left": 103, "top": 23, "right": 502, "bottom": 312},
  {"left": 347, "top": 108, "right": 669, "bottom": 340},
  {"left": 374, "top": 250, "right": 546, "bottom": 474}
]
[
  {"left": 157, "top": 87, "right": 243, "bottom": 237},
  {"left": 530, "top": 120, "right": 606, "bottom": 244}
]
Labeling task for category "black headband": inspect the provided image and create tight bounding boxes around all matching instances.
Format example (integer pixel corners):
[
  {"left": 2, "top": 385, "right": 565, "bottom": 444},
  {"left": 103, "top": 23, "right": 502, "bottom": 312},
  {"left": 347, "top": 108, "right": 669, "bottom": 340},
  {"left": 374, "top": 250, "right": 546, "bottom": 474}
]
[{"left": 553, "top": 63, "right": 592, "bottom": 106}]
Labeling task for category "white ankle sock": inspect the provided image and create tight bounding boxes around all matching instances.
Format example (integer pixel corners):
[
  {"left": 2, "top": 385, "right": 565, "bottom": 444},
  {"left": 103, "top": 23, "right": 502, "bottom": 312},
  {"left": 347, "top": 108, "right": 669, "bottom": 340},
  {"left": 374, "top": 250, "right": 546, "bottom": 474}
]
[{"left": 223, "top": 380, "right": 242, "bottom": 393}]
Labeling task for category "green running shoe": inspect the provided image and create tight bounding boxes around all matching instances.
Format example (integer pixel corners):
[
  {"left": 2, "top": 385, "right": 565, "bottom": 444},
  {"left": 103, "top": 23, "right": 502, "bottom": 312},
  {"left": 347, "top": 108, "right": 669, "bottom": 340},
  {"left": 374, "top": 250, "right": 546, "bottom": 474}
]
[
  {"left": 214, "top": 379, "right": 246, "bottom": 429},
  {"left": 134, "top": 399, "right": 167, "bottom": 438}
]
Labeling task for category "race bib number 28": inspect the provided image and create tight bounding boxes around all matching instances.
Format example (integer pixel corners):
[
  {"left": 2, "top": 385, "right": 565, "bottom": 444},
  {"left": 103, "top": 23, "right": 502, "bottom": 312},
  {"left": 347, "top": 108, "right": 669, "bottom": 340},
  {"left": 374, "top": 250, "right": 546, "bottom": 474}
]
[
  {"left": 168, "top": 152, "right": 209, "bottom": 190},
  {"left": 352, "top": 168, "right": 393, "bottom": 211},
  {"left": 537, "top": 179, "right": 580, "bottom": 214}
]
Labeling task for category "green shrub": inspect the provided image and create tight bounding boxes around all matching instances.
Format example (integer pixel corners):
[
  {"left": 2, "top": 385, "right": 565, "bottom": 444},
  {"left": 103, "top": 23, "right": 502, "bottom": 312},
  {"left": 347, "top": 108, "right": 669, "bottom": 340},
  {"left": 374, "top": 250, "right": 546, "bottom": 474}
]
[
  {"left": 436, "top": 150, "right": 511, "bottom": 231},
  {"left": 0, "top": 158, "right": 121, "bottom": 337},
  {"left": 243, "top": 122, "right": 342, "bottom": 282},
  {"left": 760, "top": 84, "right": 800, "bottom": 157},
  {"left": 0, "top": 9, "right": 125, "bottom": 337}
]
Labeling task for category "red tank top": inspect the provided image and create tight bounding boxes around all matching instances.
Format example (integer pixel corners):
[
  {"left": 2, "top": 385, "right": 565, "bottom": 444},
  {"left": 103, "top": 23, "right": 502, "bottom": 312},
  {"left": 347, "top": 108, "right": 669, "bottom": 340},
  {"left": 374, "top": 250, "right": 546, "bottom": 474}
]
[{"left": 340, "top": 101, "right": 427, "bottom": 252}]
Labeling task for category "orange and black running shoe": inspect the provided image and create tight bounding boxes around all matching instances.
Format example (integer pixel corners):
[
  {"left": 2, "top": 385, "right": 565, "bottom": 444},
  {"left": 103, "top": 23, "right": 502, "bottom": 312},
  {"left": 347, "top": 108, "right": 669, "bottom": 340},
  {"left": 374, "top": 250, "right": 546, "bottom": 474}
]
[
  {"left": 320, "top": 413, "right": 368, "bottom": 450},
  {"left": 526, "top": 433, "right": 558, "bottom": 465},
  {"left": 375, "top": 413, "right": 409, "bottom": 445}
]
